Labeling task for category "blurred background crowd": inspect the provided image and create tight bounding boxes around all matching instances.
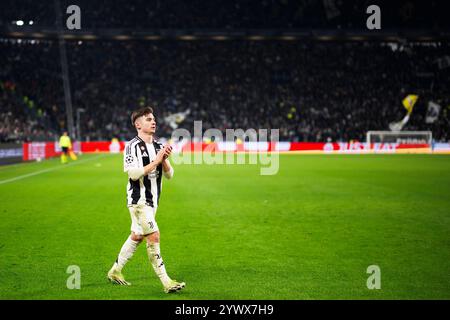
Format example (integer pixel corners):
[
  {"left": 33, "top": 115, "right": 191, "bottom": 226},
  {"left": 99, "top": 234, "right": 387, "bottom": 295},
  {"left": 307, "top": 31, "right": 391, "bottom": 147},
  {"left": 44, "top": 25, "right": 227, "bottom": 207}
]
[{"left": 0, "top": 0, "right": 449, "bottom": 143}]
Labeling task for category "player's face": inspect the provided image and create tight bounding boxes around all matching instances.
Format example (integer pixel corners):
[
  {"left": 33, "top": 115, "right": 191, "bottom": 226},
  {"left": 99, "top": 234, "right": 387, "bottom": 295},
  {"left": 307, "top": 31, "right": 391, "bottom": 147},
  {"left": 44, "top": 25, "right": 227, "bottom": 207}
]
[{"left": 138, "top": 113, "right": 156, "bottom": 134}]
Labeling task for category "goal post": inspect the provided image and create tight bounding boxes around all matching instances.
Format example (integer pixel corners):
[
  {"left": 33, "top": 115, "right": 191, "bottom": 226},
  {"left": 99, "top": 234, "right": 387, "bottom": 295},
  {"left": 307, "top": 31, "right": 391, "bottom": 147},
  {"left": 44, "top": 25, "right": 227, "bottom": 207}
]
[
  {"left": 366, "top": 131, "right": 433, "bottom": 152},
  {"left": 366, "top": 131, "right": 432, "bottom": 144}
]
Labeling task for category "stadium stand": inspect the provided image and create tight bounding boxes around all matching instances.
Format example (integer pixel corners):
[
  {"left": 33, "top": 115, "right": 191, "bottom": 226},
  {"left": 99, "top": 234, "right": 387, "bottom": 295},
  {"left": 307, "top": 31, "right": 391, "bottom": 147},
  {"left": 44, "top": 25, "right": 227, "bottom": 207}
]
[
  {"left": 0, "top": 1, "right": 449, "bottom": 143},
  {"left": 1, "top": 39, "right": 449, "bottom": 143}
]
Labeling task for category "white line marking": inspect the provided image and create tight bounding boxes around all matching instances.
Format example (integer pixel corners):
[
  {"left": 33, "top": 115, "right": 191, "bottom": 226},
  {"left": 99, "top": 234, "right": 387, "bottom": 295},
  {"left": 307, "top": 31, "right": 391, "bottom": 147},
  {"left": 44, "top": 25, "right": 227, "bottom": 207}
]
[{"left": 0, "top": 154, "right": 107, "bottom": 185}]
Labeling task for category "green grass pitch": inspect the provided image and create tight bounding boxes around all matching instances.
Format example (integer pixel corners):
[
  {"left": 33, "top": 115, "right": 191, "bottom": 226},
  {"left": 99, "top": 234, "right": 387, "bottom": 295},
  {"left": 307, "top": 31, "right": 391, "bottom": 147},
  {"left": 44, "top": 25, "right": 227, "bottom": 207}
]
[{"left": 0, "top": 153, "right": 449, "bottom": 300}]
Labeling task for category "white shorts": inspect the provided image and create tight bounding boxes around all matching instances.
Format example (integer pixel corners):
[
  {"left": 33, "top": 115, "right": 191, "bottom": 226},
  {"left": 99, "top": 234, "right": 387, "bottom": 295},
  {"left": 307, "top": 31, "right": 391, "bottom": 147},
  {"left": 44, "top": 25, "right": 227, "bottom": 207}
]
[{"left": 128, "top": 204, "right": 159, "bottom": 236}]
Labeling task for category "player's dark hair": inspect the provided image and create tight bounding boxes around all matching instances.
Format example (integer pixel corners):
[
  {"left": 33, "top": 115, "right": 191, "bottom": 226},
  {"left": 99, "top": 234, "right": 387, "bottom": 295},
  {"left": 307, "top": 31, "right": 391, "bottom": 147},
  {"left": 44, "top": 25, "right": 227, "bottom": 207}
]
[{"left": 131, "top": 106, "right": 154, "bottom": 127}]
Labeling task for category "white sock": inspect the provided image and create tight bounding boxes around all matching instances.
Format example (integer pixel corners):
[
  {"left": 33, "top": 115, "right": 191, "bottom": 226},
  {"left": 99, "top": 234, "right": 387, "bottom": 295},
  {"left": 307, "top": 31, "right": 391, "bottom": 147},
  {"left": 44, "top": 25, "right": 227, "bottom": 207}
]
[
  {"left": 113, "top": 236, "right": 140, "bottom": 272},
  {"left": 146, "top": 242, "right": 171, "bottom": 286}
]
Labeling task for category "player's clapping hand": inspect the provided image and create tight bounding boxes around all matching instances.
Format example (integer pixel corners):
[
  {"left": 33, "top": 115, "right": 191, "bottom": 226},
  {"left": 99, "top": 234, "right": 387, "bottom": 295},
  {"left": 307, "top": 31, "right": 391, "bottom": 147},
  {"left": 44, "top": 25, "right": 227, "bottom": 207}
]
[
  {"left": 156, "top": 145, "right": 172, "bottom": 163},
  {"left": 156, "top": 148, "right": 167, "bottom": 163},
  {"left": 163, "top": 145, "right": 173, "bottom": 159}
]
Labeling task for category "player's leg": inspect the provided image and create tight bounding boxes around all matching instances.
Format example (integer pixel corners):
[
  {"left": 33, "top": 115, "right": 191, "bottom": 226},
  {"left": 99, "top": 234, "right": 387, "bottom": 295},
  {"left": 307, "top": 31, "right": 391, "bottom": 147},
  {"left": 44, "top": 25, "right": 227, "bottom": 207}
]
[
  {"left": 142, "top": 206, "right": 185, "bottom": 293},
  {"left": 107, "top": 206, "right": 144, "bottom": 285},
  {"left": 69, "top": 149, "right": 78, "bottom": 160},
  {"left": 61, "top": 147, "right": 68, "bottom": 164},
  {"left": 145, "top": 231, "right": 185, "bottom": 293},
  {"left": 116, "top": 232, "right": 143, "bottom": 272},
  {"left": 107, "top": 232, "right": 143, "bottom": 285}
]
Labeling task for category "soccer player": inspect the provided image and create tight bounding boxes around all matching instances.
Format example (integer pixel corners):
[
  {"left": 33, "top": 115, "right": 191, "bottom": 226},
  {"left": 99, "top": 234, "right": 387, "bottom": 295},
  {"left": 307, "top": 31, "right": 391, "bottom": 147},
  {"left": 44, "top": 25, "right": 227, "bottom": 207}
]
[
  {"left": 59, "top": 131, "right": 78, "bottom": 164},
  {"left": 107, "top": 106, "right": 185, "bottom": 293},
  {"left": 59, "top": 131, "right": 71, "bottom": 164}
]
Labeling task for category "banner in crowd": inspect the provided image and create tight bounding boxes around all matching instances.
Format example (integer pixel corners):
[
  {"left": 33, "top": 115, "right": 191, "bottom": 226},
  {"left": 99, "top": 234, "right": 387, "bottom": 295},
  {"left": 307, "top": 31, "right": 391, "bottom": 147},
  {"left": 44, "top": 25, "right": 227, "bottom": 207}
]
[
  {"left": 402, "top": 94, "right": 419, "bottom": 114},
  {"left": 389, "top": 94, "right": 419, "bottom": 131},
  {"left": 436, "top": 56, "right": 450, "bottom": 70},
  {"left": 426, "top": 101, "right": 441, "bottom": 124},
  {"left": 164, "top": 109, "right": 191, "bottom": 129}
]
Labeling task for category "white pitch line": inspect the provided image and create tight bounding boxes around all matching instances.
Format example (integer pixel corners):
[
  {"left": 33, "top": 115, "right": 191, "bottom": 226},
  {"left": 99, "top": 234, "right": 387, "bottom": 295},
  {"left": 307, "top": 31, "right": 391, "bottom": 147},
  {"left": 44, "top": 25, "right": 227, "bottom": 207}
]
[{"left": 0, "top": 154, "right": 108, "bottom": 185}]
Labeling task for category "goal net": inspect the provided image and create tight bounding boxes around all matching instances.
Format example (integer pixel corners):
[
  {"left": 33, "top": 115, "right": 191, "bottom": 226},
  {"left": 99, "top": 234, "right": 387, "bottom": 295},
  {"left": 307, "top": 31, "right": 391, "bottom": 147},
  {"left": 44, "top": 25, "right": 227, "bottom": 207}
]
[{"left": 366, "top": 131, "right": 433, "bottom": 151}]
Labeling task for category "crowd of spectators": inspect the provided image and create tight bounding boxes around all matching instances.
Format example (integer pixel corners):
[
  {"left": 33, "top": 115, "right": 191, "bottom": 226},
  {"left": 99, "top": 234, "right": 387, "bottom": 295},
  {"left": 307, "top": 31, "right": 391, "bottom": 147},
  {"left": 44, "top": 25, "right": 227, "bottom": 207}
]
[
  {"left": 0, "top": 40, "right": 65, "bottom": 142},
  {"left": 1, "top": 38, "right": 449, "bottom": 143}
]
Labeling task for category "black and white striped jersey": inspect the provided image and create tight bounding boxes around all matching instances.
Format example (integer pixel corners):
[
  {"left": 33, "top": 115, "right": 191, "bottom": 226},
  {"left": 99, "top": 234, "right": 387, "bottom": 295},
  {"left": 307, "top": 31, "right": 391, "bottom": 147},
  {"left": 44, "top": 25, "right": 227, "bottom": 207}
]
[{"left": 123, "top": 136, "right": 164, "bottom": 207}]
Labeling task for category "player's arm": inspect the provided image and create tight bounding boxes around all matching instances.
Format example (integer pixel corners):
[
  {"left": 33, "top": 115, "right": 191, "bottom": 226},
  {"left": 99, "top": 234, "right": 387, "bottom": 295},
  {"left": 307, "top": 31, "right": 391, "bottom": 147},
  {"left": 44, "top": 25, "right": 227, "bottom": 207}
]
[
  {"left": 126, "top": 146, "right": 170, "bottom": 181},
  {"left": 162, "top": 158, "right": 174, "bottom": 179},
  {"left": 142, "top": 149, "right": 166, "bottom": 176},
  {"left": 161, "top": 144, "right": 174, "bottom": 179}
]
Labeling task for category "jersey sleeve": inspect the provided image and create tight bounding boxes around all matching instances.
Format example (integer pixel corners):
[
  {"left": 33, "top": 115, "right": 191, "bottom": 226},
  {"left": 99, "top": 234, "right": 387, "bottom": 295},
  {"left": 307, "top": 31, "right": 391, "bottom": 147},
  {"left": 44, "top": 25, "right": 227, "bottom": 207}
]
[{"left": 123, "top": 142, "right": 139, "bottom": 172}]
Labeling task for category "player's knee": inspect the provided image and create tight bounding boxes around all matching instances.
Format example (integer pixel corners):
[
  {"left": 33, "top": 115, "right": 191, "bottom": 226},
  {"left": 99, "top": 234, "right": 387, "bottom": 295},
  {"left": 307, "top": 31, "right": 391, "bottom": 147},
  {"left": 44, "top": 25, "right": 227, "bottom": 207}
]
[
  {"left": 131, "top": 233, "right": 144, "bottom": 242},
  {"left": 147, "top": 231, "right": 160, "bottom": 243}
]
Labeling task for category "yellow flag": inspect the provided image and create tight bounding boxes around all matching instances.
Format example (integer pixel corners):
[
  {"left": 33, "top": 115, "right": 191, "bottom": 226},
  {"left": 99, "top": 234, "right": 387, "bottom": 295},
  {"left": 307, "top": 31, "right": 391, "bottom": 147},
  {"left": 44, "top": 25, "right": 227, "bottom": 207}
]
[{"left": 402, "top": 95, "right": 418, "bottom": 114}]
